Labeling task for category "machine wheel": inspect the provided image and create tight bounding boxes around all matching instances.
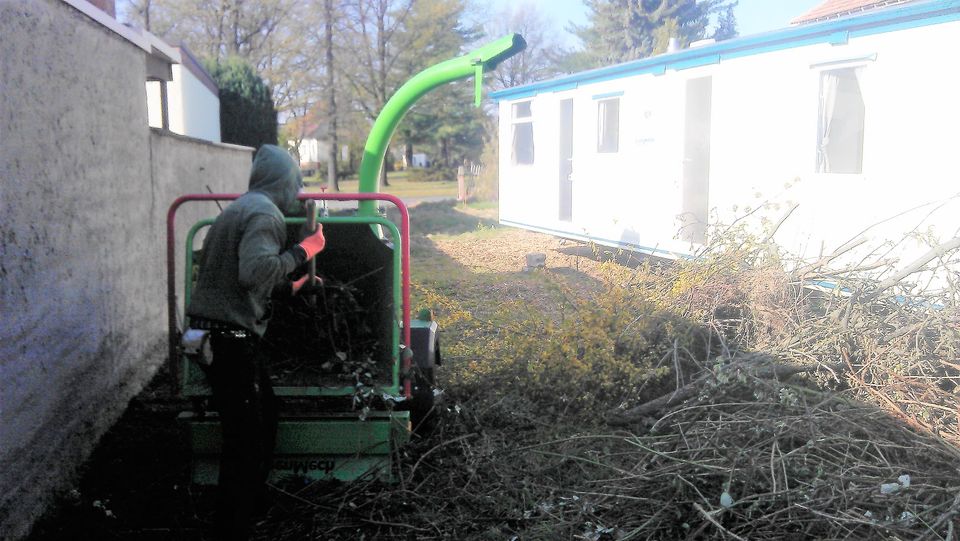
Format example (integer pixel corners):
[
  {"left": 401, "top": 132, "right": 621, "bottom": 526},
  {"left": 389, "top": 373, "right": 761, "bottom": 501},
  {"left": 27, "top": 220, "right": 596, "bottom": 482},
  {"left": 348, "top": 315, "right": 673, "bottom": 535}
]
[{"left": 409, "top": 365, "right": 436, "bottom": 435}]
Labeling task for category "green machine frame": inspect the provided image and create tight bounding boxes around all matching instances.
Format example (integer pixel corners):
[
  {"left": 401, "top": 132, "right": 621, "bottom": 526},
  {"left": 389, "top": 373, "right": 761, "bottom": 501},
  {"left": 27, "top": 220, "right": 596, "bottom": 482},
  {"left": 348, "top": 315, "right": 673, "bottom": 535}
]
[
  {"left": 165, "top": 34, "right": 526, "bottom": 484},
  {"left": 169, "top": 197, "right": 413, "bottom": 484}
]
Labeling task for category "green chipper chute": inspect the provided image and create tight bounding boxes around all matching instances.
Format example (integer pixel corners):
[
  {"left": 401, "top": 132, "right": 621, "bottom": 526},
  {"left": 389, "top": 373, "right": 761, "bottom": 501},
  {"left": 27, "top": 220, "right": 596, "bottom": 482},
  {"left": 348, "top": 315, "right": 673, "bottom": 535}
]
[
  {"left": 166, "top": 34, "right": 526, "bottom": 484},
  {"left": 356, "top": 33, "right": 526, "bottom": 216}
]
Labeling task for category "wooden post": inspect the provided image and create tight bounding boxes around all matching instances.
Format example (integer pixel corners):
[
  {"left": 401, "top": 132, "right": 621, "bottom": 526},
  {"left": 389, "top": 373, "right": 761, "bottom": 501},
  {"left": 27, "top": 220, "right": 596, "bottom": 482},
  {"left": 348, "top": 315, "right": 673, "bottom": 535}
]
[{"left": 457, "top": 165, "right": 466, "bottom": 202}]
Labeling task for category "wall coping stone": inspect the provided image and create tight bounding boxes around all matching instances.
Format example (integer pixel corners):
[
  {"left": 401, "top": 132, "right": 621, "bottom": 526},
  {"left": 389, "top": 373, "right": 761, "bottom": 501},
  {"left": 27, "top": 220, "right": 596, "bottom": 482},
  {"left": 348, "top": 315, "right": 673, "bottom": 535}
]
[{"left": 150, "top": 127, "right": 255, "bottom": 154}]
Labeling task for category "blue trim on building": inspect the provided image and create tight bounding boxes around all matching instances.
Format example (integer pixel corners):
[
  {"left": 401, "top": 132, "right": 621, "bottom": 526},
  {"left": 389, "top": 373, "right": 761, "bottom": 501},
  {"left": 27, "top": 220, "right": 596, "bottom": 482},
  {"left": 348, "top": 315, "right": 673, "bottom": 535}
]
[
  {"left": 550, "top": 82, "right": 579, "bottom": 92},
  {"left": 667, "top": 53, "right": 721, "bottom": 71},
  {"left": 490, "top": 0, "right": 960, "bottom": 102},
  {"left": 592, "top": 90, "right": 624, "bottom": 100},
  {"left": 505, "top": 89, "right": 539, "bottom": 100},
  {"left": 810, "top": 53, "right": 878, "bottom": 68},
  {"left": 806, "top": 279, "right": 853, "bottom": 295},
  {"left": 499, "top": 219, "right": 695, "bottom": 260},
  {"left": 829, "top": 30, "right": 850, "bottom": 45}
]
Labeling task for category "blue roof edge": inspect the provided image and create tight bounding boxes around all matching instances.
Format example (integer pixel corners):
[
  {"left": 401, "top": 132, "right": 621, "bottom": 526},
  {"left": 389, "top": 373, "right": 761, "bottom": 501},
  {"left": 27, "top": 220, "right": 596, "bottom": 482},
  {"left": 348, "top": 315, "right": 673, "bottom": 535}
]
[{"left": 489, "top": 0, "right": 960, "bottom": 102}]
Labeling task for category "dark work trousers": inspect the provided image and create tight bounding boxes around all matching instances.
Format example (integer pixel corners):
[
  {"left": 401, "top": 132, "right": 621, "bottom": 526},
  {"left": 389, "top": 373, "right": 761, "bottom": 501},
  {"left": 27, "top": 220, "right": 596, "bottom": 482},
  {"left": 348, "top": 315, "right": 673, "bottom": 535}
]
[{"left": 205, "top": 332, "right": 279, "bottom": 541}]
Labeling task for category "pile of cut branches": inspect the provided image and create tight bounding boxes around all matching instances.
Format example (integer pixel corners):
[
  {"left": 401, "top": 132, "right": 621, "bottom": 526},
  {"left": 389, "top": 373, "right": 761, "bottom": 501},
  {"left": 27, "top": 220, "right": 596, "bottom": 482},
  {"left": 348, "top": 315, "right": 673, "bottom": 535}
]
[
  {"left": 258, "top": 211, "right": 960, "bottom": 540},
  {"left": 262, "top": 373, "right": 960, "bottom": 540},
  {"left": 671, "top": 222, "right": 960, "bottom": 448}
]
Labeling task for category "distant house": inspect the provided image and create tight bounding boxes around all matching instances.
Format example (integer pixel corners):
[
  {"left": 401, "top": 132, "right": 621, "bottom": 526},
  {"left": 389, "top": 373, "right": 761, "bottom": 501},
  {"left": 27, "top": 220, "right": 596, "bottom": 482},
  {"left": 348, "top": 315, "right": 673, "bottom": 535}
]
[
  {"left": 407, "top": 153, "right": 430, "bottom": 168},
  {"left": 390, "top": 149, "right": 430, "bottom": 170},
  {"left": 792, "top": 0, "right": 914, "bottom": 24},
  {"left": 286, "top": 117, "right": 349, "bottom": 177},
  {"left": 491, "top": 0, "right": 959, "bottom": 268}
]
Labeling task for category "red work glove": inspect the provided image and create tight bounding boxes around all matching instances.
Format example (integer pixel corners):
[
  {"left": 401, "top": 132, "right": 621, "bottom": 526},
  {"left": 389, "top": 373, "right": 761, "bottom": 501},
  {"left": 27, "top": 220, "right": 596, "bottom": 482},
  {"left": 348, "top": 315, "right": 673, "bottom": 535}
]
[
  {"left": 292, "top": 275, "right": 323, "bottom": 295},
  {"left": 299, "top": 224, "right": 326, "bottom": 259}
]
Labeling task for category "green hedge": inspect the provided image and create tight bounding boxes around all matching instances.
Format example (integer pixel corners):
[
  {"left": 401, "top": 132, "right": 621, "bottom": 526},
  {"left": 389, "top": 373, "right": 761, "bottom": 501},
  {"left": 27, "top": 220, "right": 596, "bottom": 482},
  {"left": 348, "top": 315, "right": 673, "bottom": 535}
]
[{"left": 203, "top": 57, "right": 277, "bottom": 150}]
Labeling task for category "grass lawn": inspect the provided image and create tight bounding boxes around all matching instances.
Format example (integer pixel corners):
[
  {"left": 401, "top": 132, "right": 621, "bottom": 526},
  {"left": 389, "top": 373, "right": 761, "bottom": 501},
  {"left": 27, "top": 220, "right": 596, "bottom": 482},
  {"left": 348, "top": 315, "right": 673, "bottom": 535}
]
[{"left": 304, "top": 170, "right": 458, "bottom": 199}]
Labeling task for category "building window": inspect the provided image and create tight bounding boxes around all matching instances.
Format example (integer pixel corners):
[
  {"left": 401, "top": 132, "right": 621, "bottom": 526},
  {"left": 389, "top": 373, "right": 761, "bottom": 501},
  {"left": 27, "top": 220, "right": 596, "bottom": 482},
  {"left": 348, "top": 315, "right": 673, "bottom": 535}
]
[
  {"left": 817, "top": 67, "right": 865, "bottom": 174},
  {"left": 511, "top": 101, "right": 535, "bottom": 165},
  {"left": 597, "top": 98, "right": 620, "bottom": 153},
  {"left": 146, "top": 79, "right": 170, "bottom": 130}
]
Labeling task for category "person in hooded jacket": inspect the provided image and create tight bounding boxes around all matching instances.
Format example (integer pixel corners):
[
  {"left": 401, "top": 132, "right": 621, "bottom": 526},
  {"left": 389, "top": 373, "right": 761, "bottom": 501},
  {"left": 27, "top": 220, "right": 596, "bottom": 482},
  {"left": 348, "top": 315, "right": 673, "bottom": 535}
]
[{"left": 187, "top": 145, "right": 326, "bottom": 540}]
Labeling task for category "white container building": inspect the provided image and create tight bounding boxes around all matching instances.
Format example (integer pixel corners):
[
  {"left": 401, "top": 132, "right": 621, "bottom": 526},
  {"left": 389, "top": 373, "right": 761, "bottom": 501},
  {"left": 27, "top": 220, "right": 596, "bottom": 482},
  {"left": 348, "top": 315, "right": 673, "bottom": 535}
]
[{"left": 492, "top": 0, "right": 960, "bottom": 268}]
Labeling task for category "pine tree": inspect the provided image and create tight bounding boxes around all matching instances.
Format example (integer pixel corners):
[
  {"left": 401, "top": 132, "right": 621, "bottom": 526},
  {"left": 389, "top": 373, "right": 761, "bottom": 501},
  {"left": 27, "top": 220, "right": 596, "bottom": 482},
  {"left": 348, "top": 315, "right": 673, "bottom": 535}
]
[
  {"left": 714, "top": 3, "right": 739, "bottom": 41},
  {"left": 572, "top": 0, "right": 737, "bottom": 67}
]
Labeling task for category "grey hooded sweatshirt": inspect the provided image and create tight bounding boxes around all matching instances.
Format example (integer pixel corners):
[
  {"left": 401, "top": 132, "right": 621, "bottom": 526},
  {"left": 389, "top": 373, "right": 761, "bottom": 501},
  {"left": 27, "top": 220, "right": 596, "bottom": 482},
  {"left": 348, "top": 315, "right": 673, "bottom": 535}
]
[{"left": 187, "top": 145, "right": 306, "bottom": 336}]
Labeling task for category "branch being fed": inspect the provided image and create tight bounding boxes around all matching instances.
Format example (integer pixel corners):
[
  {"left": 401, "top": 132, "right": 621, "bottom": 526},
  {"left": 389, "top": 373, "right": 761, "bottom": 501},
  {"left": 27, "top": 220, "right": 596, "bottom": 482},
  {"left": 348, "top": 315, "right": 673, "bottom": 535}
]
[{"left": 865, "top": 237, "right": 960, "bottom": 301}]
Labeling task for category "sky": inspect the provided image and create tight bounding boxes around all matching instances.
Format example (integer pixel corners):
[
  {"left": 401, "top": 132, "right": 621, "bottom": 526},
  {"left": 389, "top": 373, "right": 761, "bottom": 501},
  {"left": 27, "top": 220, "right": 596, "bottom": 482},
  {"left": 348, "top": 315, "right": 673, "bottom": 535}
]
[{"left": 488, "top": 0, "right": 828, "bottom": 47}]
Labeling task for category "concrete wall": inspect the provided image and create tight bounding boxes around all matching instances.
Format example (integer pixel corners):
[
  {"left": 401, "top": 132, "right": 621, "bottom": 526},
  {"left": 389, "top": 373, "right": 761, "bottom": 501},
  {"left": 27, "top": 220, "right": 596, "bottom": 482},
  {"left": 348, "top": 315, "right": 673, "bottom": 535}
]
[{"left": 0, "top": 1, "right": 252, "bottom": 538}]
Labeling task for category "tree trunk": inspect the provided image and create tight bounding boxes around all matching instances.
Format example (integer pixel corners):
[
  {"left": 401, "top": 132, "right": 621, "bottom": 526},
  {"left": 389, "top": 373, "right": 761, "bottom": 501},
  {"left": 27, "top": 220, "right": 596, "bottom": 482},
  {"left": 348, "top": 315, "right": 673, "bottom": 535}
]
[
  {"left": 402, "top": 129, "right": 413, "bottom": 169},
  {"left": 231, "top": 0, "right": 243, "bottom": 54},
  {"left": 216, "top": 0, "right": 228, "bottom": 58},
  {"left": 377, "top": 0, "right": 389, "bottom": 187},
  {"left": 324, "top": 0, "right": 339, "bottom": 191}
]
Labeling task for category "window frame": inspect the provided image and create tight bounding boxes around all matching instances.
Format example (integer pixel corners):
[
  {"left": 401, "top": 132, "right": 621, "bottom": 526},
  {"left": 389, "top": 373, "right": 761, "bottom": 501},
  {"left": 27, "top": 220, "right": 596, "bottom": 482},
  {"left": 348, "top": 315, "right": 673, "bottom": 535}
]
[
  {"left": 814, "top": 63, "right": 869, "bottom": 175},
  {"left": 596, "top": 97, "right": 620, "bottom": 154},
  {"left": 510, "top": 99, "right": 535, "bottom": 166}
]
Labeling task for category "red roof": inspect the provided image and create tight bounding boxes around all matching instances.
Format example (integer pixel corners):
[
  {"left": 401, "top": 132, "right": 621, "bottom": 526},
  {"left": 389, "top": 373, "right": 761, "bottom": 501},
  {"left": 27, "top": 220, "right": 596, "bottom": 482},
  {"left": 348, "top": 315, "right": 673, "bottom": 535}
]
[
  {"left": 791, "top": 0, "right": 914, "bottom": 24},
  {"left": 284, "top": 108, "right": 331, "bottom": 140}
]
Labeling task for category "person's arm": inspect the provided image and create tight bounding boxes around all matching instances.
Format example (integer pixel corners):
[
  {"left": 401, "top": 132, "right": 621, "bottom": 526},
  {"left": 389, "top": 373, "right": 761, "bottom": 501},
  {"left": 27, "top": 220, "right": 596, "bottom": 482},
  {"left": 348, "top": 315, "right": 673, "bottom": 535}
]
[{"left": 237, "top": 214, "right": 305, "bottom": 291}]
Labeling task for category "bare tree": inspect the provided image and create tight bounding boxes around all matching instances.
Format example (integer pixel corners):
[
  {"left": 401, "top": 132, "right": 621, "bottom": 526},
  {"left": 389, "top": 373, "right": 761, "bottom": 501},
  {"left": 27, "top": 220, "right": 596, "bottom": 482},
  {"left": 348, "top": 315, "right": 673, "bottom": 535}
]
[
  {"left": 324, "top": 0, "right": 340, "bottom": 190},
  {"left": 484, "top": 2, "right": 566, "bottom": 91},
  {"left": 119, "top": 0, "right": 317, "bottom": 114},
  {"left": 119, "top": 0, "right": 154, "bottom": 30},
  {"left": 338, "top": 0, "right": 415, "bottom": 186},
  {"left": 279, "top": 100, "right": 312, "bottom": 162}
]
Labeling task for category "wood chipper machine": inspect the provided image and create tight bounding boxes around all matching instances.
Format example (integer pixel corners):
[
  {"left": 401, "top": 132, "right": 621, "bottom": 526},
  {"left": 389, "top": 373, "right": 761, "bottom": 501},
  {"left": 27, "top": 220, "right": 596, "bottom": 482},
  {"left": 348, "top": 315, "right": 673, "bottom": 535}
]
[{"left": 165, "top": 34, "right": 526, "bottom": 484}]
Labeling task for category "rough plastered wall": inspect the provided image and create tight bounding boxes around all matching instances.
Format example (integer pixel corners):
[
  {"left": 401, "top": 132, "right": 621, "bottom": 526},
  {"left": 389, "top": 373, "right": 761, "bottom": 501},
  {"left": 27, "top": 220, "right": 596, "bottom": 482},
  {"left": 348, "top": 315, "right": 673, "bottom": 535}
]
[
  {"left": 0, "top": 1, "right": 252, "bottom": 538},
  {"left": 148, "top": 128, "right": 254, "bottom": 318}
]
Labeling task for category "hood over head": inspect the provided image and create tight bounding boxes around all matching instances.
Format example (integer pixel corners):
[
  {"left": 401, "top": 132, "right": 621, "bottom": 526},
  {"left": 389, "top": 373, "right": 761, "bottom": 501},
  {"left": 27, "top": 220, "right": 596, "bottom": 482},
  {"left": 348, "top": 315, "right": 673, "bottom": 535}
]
[{"left": 248, "top": 145, "right": 303, "bottom": 214}]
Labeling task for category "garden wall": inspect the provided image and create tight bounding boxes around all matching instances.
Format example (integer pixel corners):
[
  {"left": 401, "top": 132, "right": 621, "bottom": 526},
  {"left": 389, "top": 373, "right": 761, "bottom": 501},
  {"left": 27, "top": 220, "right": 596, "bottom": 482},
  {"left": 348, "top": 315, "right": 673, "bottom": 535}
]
[{"left": 0, "top": 1, "right": 252, "bottom": 537}]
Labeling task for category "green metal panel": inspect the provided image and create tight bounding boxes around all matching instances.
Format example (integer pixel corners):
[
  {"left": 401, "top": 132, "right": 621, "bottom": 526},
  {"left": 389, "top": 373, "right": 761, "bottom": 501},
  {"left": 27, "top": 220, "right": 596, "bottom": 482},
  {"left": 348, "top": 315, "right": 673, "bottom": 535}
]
[
  {"left": 271, "top": 384, "right": 400, "bottom": 397},
  {"left": 190, "top": 456, "right": 396, "bottom": 485},
  {"left": 181, "top": 411, "right": 411, "bottom": 484},
  {"left": 182, "top": 411, "right": 410, "bottom": 454}
]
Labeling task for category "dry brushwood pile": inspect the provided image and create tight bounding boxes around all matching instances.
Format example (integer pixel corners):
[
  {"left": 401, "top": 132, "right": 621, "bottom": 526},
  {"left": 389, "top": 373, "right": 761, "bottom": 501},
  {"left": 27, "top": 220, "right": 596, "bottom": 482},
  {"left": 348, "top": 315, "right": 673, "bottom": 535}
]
[{"left": 258, "top": 204, "right": 960, "bottom": 540}]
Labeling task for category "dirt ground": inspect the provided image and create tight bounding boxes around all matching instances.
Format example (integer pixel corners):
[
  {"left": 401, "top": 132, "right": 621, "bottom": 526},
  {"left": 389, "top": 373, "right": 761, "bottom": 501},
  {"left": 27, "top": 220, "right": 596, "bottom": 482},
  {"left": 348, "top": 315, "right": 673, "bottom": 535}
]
[
  {"left": 25, "top": 372, "right": 212, "bottom": 540},
  {"left": 25, "top": 201, "right": 608, "bottom": 540}
]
